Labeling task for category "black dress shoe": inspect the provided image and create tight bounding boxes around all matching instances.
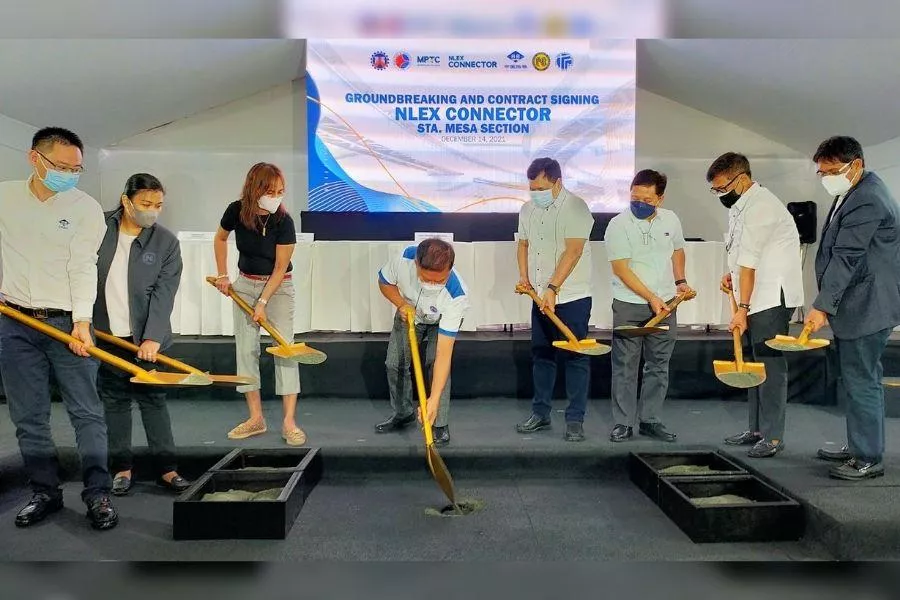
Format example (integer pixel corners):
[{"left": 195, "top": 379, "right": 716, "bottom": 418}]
[
  {"left": 432, "top": 426, "right": 450, "bottom": 447},
  {"left": 158, "top": 474, "right": 192, "bottom": 493},
  {"left": 111, "top": 475, "right": 132, "bottom": 496},
  {"left": 609, "top": 424, "right": 633, "bottom": 442},
  {"left": 817, "top": 445, "right": 851, "bottom": 462},
  {"left": 516, "top": 414, "right": 551, "bottom": 434},
  {"left": 374, "top": 413, "right": 416, "bottom": 434},
  {"left": 747, "top": 439, "right": 783, "bottom": 458},
  {"left": 829, "top": 458, "right": 884, "bottom": 481},
  {"left": 86, "top": 495, "right": 119, "bottom": 531},
  {"left": 639, "top": 422, "right": 677, "bottom": 442},
  {"left": 15, "top": 492, "right": 63, "bottom": 528},
  {"left": 724, "top": 431, "right": 763, "bottom": 446},
  {"left": 565, "top": 422, "right": 585, "bottom": 442}
]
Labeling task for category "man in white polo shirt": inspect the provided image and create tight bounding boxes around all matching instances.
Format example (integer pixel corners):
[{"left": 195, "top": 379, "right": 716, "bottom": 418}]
[
  {"left": 707, "top": 152, "right": 804, "bottom": 458},
  {"left": 605, "top": 169, "right": 691, "bottom": 443},
  {"left": 515, "top": 157, "right": 595, "bottom": 442},
  {"left": 0, "top": 127, "right": 118, "bottom": 529},
  {"left": 374, "top": 238, "right": 469, "bottom": 446}
]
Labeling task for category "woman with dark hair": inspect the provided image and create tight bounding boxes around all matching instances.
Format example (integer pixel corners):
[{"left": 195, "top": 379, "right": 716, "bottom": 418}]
[
  {"left": 213, "top": 162, "right": 304, "bottom": 445},
  {"left": 93, "top": 173, "right": 191, "bottom": 496}
]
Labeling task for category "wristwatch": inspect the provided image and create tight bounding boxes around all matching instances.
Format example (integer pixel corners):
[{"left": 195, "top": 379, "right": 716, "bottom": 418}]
[
  {"left": 738, "top": 303, "right": 751, "bottom": 311},
  {"left": 547, "top": 283, "right": 559, "bottom": 293},
  {"left": 674, "top": 279, "right": 687, "bottom": 286}
]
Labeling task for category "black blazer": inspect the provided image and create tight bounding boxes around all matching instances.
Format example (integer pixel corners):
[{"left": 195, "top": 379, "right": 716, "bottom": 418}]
[
  {"left": 813, "top": 171, "right": 900, "bottom": 339},
  {"left": 93, "top": 209, "right": 182, "bottom": 351}
]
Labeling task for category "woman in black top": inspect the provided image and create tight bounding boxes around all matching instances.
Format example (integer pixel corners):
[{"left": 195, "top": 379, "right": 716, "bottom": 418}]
[{"left": 213, "top": 163, "right": 304, "bottom": 445}]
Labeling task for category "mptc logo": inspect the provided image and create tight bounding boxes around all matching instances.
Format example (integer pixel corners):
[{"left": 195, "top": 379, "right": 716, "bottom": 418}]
[
  {"left": 556, "top": 52, "right": 574, "bottom": 70},
  {"left": 532, "top": 52, "right": 550, "bottom": 71},
  {"left": 416, "top": 55, "right": 441, "bottom": 66},
  {"left": 141, "top": 252, "right": 156, "bottom": 265},
  {"left": 370, "top": 51, "right": 389, "bottom": 70},
  {"left": 394, "top": 52, "right": 411, "bottom": 69}
]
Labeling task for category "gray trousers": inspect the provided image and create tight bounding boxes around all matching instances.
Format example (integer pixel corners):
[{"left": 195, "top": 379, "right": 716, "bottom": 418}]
[
  {"left": 232, "top": 274, "right": 300, "bottom": 396},
  {"left": 744, "top": 302, "right": 792, "bottom": 440},
  {"left": 385, "top": 312, "right": 450, "bottom": 427},
  {"left": 611, "top": 299, "right": 677, "bottom": 427}
]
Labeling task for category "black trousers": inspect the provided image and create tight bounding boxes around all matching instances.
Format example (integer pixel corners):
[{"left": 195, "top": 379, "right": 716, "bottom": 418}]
[{"left": 97, "top": 340, "right": 178, "bottom": 475}]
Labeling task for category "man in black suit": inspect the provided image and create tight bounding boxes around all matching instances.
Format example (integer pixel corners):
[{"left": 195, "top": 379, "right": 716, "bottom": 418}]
[{"left": 805, "top": 136, "right": 900, "bottom": 481}]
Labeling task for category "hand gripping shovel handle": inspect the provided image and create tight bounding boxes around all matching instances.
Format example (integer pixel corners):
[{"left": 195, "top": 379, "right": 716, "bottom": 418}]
[
  {"left": 721, "top": 283, "right": 744, "bottom": 370},
  {"left": 515, "top": 284, "right": 580, "bottom": 345},
  {"left": 405, "top": 307, "right": 434, "bottom": 446},
  {"left": 206, "top": 276, "right": 291, "bottom": 347},
  {"left": 94, "top": 330, "right": 205, "bottom": 375},
  {"left": 644, "top": 289, "right": 697, "bottom": 329}
]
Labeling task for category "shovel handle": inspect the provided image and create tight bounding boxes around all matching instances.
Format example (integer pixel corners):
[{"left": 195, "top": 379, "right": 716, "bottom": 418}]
[
  {"left": 644, "top": 290, "right": 697, "bottom": 328},
  {"left": 206, "top": 276, "right": 292, "bottom": 347},
  {"left": 721, "top": 284, "right": 745, "bottom": 370},
  {"left": 0, "top": 303, "right": 156, "bottom": 380},
  {"left": 515, "top": 284, "right": 580, "bottom": 345},
  {"left": 94, "top": 330, "right": 205, "bottom": 375},
  {"left": 405, "top": 307, "right": 434, "bottom": 446},
  {"left": 797, "top": 323, "right": 812, "bottom": 345}
]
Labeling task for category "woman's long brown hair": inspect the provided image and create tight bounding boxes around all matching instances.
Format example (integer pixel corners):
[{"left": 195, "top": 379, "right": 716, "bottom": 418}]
[{"left": 238, "top": 162, "right": 287, "bottom": 232}]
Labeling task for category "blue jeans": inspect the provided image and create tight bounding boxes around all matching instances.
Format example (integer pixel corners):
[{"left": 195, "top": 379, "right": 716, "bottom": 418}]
[
  {"left": 530, "top": 297, "right": 592, "bottom": 423},
  {"left": 835, "top": 328, "right": 892, "bottom": 464},
  {"left": 0, "top": 314, "right": 111, "bottom": 502}
]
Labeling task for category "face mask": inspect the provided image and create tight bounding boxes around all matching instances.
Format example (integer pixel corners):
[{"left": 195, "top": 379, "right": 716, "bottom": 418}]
[
  {"left": 419, "top": 280, "right": 445, "bottom": 293},
  {"left": 629, "top": 200, "right": 656, "bottom": 220},
  {"left": 821, "top": 163, "right": 855, "bottom": 197},
  {"left": 126, "top": 199, "right": 160, "bottom": 228},
  {"left": 530, "top": 189, "right": 554, "bottom": 208},
  {"left": 258, "top": 194, "right": 283, "bottom": 213},
  {"left": 37, "top": 157, "right": 79, "bottom": 193},
  {"left": 718, "top": 190, "right": 741, "bottom": 209}
]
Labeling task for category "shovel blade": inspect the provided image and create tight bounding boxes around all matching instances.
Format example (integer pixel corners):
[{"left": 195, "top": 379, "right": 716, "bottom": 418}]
[
  {"left": 426, "top": 445, "right": 457, "bottom": 506},
  {"left": 552, "top": 339, "right": 611, "bottom": 356},
  {"left": 764, "top": 335, "right": 831, "bottom": 352},
  {"left": 713, "top": 360, "right": 767, "bottom": 388},
  {"left": 265, "top": 343, "right": 328, "bottom": 364},
  {"left": 614, "top": 325, "right": 670, "bottom": 338},
  {"left": 129, "top": 371, "right": 214, "bottom": 387},
  {"left": 206, "top": 374, "right": 258, "bottom": 386}
]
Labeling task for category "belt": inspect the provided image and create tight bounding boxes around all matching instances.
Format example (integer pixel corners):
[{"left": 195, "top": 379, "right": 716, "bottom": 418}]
[
  {"left": 240, "top": 272, "right": 292, "bottom": 282},
  {"left": 5, "top": 301, "right": 71, "bottom": 319}
]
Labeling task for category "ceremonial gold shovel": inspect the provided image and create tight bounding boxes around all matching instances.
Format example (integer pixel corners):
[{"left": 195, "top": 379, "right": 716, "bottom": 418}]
[
  {"left": 515, "top": 284, "right": 611, "bottom": 356},
  {"left": 405, "top": 307, "right": 459, "bottom": 511},
  {"left": 764, "top": 324, "right": 830, "bottom": 352},
  {"left": 614, "top": 289, "right": 697, "bottom": 338},
  {"left": 206, "top": 276, "right": 326, "bottom": 365},
  {"left": 0, "top": 303, "right": 211, "bottom": 387},
  {"left": 94, "top": 330, "right": 256, "bottom": 387},
  {"left": 713, "top": 284, "right": 767, "bottom": 389}
]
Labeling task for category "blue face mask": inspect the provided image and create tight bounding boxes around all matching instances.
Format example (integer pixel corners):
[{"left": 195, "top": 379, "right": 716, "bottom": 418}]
[
  {"left": 530, "top": 189, "right": 554, "bottom": 208},
  {"left": 38, "top": 158, "right": 80, "bottom": 193},
  {"left": 630, "top": 200, "right": 656, "bottom": 220}
]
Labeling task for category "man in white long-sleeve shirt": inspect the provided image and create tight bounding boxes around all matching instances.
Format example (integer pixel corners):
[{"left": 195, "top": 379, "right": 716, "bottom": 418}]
[{"left": 0, "top": 127, "right": 118, "bottom": 530}]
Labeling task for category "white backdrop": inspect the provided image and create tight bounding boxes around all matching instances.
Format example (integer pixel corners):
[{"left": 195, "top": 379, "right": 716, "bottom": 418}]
[{"left": 172, "top": 235, "right": 730, "bottom": 335}]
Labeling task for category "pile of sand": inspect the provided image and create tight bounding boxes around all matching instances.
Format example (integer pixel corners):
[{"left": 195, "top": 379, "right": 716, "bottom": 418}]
[
  {"left": 201, "top": 488, "right": 283, "bottom": 502},
  {"left": 691, "top": 494, "right": 754, "bottom": 506}
]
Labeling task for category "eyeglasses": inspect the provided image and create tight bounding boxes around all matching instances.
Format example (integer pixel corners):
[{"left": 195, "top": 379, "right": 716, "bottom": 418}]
[
  {"left": 36, "top": 151, "right": 84, "bottom": 174},
  {"left": 709, "top": 172, "right": 746, "bottom": 195},
  {"left": 815, "top": 162, "right": 852, "bottom": 178}
]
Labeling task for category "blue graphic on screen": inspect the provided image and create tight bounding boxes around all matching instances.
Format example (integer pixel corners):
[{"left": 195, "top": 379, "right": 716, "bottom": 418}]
[{"left": 307, "top": 74, "right": 438, "bottom": 212}]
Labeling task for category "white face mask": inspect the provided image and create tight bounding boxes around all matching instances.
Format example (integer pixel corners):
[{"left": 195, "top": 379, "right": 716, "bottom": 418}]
[
  {"left": 820, "top": 163, "right": 855, "bottom": 197},
  {"left": 258, "top": 194, "right": 283, "bottom": 213},
  {"left": 530, "top": 189, "right": 554, "bottom": 208},
  {"left": 419, "top": 280, "right": 445, "bottom": 293}
]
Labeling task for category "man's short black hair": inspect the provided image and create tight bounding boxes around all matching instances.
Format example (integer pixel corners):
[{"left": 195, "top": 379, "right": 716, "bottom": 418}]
[
  {"left": 32, "top": 127, "right": 84, "bottom": 153},
  {"left": 706, "top": 152, "right": 751, "bottom": 183},
  {"left": 526, "top": 157, "right": 562, "bottom": 182},
  {"left": 813, "top": 136, "right": 865, "bottom": 166},
  {"left": 631, "top": 169, "right": 667, "bottom": 195},
  {"left": 416, "top": 238, "right": 455, "bottom": 271}
]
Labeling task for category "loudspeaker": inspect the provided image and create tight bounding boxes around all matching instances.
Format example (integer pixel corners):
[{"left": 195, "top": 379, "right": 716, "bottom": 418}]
[{"left": 786, "top": 201, "right": 818, "bottom": 244}]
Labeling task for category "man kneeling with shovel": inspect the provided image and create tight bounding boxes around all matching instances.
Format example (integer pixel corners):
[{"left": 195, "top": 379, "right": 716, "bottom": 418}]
[{"left": 375, "top": 239, "right": 470, "bottom": 446}]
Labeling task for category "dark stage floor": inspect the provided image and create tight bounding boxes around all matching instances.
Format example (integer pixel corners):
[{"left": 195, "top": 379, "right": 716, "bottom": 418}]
[{"left": 1, "top": 398, "right": 899, "bottom": 560}]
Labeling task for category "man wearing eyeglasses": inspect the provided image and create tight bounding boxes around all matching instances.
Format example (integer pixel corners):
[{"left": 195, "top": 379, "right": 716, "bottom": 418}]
[
  {"left": 805, "top": 136, "right": 900, "bottom": 481},
  {"left": 0, "top": 127, "right": 117, "bottom": 530},
  {"left": 707, "top": 152, "right": 804, "bottom": 459}
]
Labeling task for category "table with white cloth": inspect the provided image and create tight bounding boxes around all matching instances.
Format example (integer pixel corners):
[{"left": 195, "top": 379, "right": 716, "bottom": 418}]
[{"left": 172, "top": 234, "right": 730, "bottom": 335}]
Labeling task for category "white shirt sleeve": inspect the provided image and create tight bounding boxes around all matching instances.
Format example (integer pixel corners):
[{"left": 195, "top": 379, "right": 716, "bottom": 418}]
[
  {"left": 378, "top": 254, "right": 400, "bottom": 285},
  {"left": 68, "top": 198, "right": 106, "bottom": 321},
  {"left": 438, "top": 296, "right": 469, "bottom": 337},
  {"left": 604, "top": 218, "right": 632, "bottom": 261},
  {"left": 671, "top": 213, "right": 686, "bottom": 251},
  {"left": 517, "top": 204, "right": 530, "bottom": 241},
  {"left": 736, "top": 203, "right": 776, "bottom": 270},
  {"left": 563, "top": 197, "right": 594, "bottom": 240}
]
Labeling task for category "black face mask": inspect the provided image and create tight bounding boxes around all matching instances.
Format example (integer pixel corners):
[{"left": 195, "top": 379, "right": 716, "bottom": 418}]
[{"left": 718, "top": 190, "right": 741, "bottom": 208}]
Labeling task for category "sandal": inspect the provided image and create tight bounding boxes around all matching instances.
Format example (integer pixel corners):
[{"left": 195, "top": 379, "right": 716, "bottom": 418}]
[
  {"left": 282, "top": 428, "right": 307, "bottom": 446},
  {"left": 228, "top": 419, "right": 267, "bottom": 440}
]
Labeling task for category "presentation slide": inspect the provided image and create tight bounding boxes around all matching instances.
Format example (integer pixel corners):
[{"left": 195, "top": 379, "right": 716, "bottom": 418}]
[{"left": 306, "top": 39, "right": 635, "bottom": 213}]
